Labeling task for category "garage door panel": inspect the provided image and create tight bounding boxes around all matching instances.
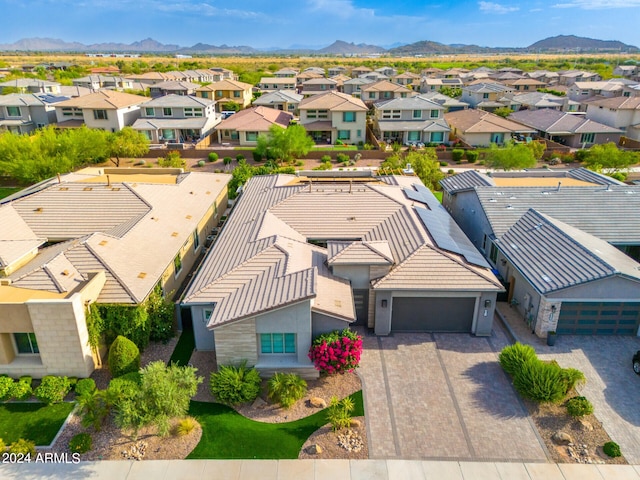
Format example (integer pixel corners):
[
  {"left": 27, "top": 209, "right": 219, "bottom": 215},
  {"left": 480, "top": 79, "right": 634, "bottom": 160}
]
[
  {"left": 391, "top": 297, "right": 475, "bottom": 332},
  {"left": 557, "top": 302, "right": 640, "bottom": 335}
]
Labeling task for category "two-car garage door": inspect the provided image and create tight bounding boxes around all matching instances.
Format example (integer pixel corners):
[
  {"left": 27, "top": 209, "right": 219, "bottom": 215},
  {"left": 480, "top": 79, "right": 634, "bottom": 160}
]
[
  {"left": 391, "top": 297, "right": 476, "bottom": 332},
  {"left": 557, "top": 302, "right": 640, "bottom": 335}
]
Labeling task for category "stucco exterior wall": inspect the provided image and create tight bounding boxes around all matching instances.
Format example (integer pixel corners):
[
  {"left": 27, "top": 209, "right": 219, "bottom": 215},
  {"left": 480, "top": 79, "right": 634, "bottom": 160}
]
[
  {"left": 332, "top": 265, "right": 370, "bottom": 289},
  {"left": 311, "top": 311, "right": 351, "bottom": 338}
]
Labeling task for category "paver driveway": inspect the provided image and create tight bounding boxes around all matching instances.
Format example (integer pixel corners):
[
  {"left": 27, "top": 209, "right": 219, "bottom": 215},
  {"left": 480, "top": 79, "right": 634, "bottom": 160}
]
[{"left": 357, "top": 324, "right": 548, "bottom": 461}]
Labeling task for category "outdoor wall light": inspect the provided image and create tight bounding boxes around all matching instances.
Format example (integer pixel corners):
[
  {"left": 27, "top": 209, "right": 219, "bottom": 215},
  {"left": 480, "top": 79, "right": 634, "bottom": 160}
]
[
  {"left": 551, "top": 305, "right": 557, "bottom": 313},
  {"left": 381, "top": 299, "right": 388, "bottom": 308},
  {"left": 484, "top": 299, "right": 491, "bottom": 308}
]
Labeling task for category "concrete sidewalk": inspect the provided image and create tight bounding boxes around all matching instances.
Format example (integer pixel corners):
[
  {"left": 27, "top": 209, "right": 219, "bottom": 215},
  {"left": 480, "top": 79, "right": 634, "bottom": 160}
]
[{"left": 2, "top": 459, "right": 640, "bottom": 479}]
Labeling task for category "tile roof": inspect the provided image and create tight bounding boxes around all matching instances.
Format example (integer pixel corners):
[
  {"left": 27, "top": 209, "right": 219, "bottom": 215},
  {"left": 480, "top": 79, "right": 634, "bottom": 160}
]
[
  {"left": 215, "top": 106, "right": 292, "bottom": 131},
  {"left": 142, "top": 94, "right": 216, "bottom": 108},
  {"left": 440, "top": 170, "right": 496, "bottom": 193},
  {"left": 587, "top": 96, "right": 640, "bottom": 110},
  {"left": 444, "top": 109, "right": 536, "bottom": 134},
  {"left": 497, "top": 209, "right": 640, "bottom": 294},
  {"left": 54, "top": 90, "right": 149, "bottom": 109},
  {"left": 253, "top": 90, "right": 303, "bottom": 106},
  {"left": 374, "top": 95, "right": 444, "bottom": 111},
  {"left": 184, "top": 174, "right": 501, "bottom": 327},
  {"left": 197, "top": 79, "right": 253, "bottom": 92},
  {"left": 361, "top": 80, "right": 412, "bottom": 93},
  {"left": 298, "top": 91, "right": 367, "bottom": 112},
  {"left": 508, "top": 109, "right": 622, "bottom": 134},
  {"left": 150, "top": 80, "right": 201, "bottom": 90}
]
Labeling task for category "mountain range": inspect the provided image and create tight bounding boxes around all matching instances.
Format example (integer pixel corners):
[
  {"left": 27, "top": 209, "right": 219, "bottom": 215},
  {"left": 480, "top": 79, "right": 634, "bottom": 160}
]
[{"left": 0, "top": 35, "right": 637, "bottom": 55}]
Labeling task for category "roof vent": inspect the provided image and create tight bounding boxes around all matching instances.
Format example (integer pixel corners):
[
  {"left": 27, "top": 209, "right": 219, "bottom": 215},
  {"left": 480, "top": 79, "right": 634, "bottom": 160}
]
[
  {"left": 35, "top": 207, "right": 43, "bottom": 213},
  {"left": 185, "top": 215, "right": 192, "bottom": 220},
  {"left": 138, "top": 272, "right": 147, "bottom": 279},
  {"left": 171, "top": 232, "right": 179, "bottom": 237},
  {"left": 99, "top": 240, "right": 108, "bottom": 246},
  {"left": 61, "top": 269, "right": 69, "bottom": 276},
  {"left": 59, "top": 187, "right": 68, "bottom": 191},
  {"left": 83, "top": 187, "right": 93, "bottom": 191},
  {"left": 506, "top": 205, "right": 513, "bottom": 209}
]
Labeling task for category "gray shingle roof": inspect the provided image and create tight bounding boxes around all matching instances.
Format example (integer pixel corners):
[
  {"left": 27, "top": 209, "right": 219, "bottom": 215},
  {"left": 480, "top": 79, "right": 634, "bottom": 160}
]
[
  {"left": 476, "top": 185, "right": 640, "bottom": 243},
  {"left": 497, "top": 209, "right": 640, "bottom": 294}
]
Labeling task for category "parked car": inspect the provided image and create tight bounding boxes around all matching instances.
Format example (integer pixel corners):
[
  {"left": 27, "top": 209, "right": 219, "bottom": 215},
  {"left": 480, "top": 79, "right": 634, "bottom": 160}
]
[{"left": 633, "top": 351, "right": 640, "bottom": 375}]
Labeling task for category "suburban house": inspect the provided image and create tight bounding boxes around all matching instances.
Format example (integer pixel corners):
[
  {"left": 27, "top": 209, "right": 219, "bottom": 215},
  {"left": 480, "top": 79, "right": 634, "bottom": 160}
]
[
  {"left": 419, "top": 92, "right": 469, "bottom": 112},
  {"left": 585, "top": 96, "right": 640, "bottom": 141},
  {"left": 0, "top": 168, "right": 231, "bottom": 378},
  {"left": 501, "top": 78, "right": 547, "bottom": 92},
  {"left": 525, "top": 70, "right": 560, "bottom": 85},
  {"left": 613, "top": 65, "right": 640, "bottom": 81},
  {"left": 460, "top": 83, "right": 517, "bottom": 112},
  {"left": 0, "top": 93, "right": 63, "bottom": 134},
  {"left": 215, "top": 106, "right": 293, "bottom": 146},
  {"left": 558, "top": 70, "right": 602, "bottom": 86},
  {"left": 444, "top": 109, "right": 535, "bottom": 146},
  {"left": 509, "top": 92, "right": 581, "bottom": 113},
  {"left": 208, "top": 67, "right": 237, "bottom": 81},
  {"left": 361, "top": 80, "right": 413, "bottom": 106},
  {"left": 131, "top": 94, "right": 220, "bottom": 145},
  {"left": 372, "top": 95, "right": 450, "bottom": 145},
  {"left": 351, "top": 66, "right": 372, "bottom": 77},
  {"left": 328, "top": 66, "right": 347, "bottom": 77},
  {"left": 419, "top": 77, "right": 464, "bottom": 93},
  {"left": 195, "top": 80, "right": 253, "bottom": 112},
  {"left": 124, "top": 72, "right": 178, "bottom": 86},
  {"left": 341, "top": 77, "right": 374, "bottom": 97},
  {"left": 392, "top": 72, "right": 421, "bottom": 88},
  {"left": 299, "top": 78, "right": 338, "bottom": 97},
  {"left": 0, "top": 79, "right": 62, "bottom": 95},
  {"left": 252, "top": 90, "right": 303, "bottom": 114},
  {"left": 295, "top": 71, "right": 324, "bottom": 89},
  {"left": 257, "top": 77, "right": 296, "bottom": 94},
  {"left": 298, "top": 91, "right": 367, "bottom": 144},
  {"left": 54, "top": 90, "right": 149, "bottom": 132},
  {"left": 439, "top": 169, "right": 640, "bottom": 337},
  {"left": 567, "top": 80, "right": 633, "bottom": 102},
  {"left": 72, "top": 75, "right": 134, "bottom": 91},
  {"left": 148, "top": 80, "right": 200, "bottom": 98},
  {"left": 181, "top": 173, "right": 502, "bottom": 378},
  {"left": 508, "top": 109, "right": 622, "bottom": 148},
  {"left": 274, "top": 68, "right": 299, "bottom": 78}
]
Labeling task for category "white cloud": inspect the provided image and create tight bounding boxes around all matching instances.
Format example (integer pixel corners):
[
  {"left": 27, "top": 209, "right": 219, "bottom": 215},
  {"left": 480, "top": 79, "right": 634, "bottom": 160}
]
[
  {"left": 479, "top": 1, "right": 519, "bottom": 13},
  {"left": 306, "top": 0, "right": 375, "bottom": 19},
  {"left": 554, "top": 0, "right": 640, "bottom": 8},
  {"left": 529, "top": 7, "right": 543, "bottom": 11}
]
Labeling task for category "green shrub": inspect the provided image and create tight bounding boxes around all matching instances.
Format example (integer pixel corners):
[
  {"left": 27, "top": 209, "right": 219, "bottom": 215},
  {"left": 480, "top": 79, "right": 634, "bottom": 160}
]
[
  {"left": 499, "top": 342, "right": 538, "bottom": 376},
  {"left": 209, "top": 362, "right": 261, "bottom": 405},
  {"left": 146, "top": 285, "right": 175, "bottom": 344},
  {"left": 197, "top": 160, "right": 205, "bottom": 167},
  {"left": 513, "top": 360, "right": 566, "bottom": 403},
  {"left": 603, "top": 441, "right": 621, "bottom": 458},
  {"left": 97, "top": 303, "right": 149, "bottom": 349},
  {"left": 336, "top": 153, "right": 349, "bottom": 163},
  {"left": 208, "top": 152, "right": 218, "bottom": 162},
  {"left": 252, "top": 151, "right": 263, "bottom": 162},
  {"left": 465, "top": 151, "right": 479, "bottom": 163},
  {"left": 321, "top": 155, "right": 332, "bottom": 163},
  {"left": 451, "top": 149, "right": 465, "bottom": 162},
  {"left": 77, "top": 389, "right": 111, "bottom": 431},
  {"left": 267, "top": 373, "right": 307, "bottom": 409},
  {"left": 559, "top": 367, "right": 585, "bottom": 395},
  {"left": 8, "top": 438, "right": 36, "bottom": 456},
  {"left": 439, "top": 161, "right": 447, "bottom": 167},
  {"left": 566, "top": 396, "right": 594, "bottom": 417},
  {"left": 19, "top": 376, "right": 32, "bottom": 386},
  {"left": 447, "top": 169, "right": 455, "bottom": 174},
  {"left": 0, "top": 438, "right": 5, "bottom": 451},
  {"left": 9, "top": 380, "right": 32, "bottom": 401},
  {"left": 0, "top": 376, "right": 13, "bottom": 401},
  {"left": 223, "top": 157, "right": 233, "bottom": 166},
  {"left": 236, "top": 154, "right": 245, "bottom": 162},
  {"left": 34, "top": 376, "right": 72, "bottom": 404},
  {"left": 326, "top": 396, "right": 355, "bottom": 431},
  {"left": 75, "top": 378, "right": 96, "bottom": 397},
  {"left": 108, "top": 335, "right": 141, "bottom": 378},
  {"left": 69, "top": 433, "right": 92, "bottom": 454},
  {"left": 174, "top": 417, "right": 198, "bottom": 437},
  {"left": 574, "top": 149, "right": 590, "bottom": 162},
  {"left": 107, "top": 371, "right": 141, "bottom": 403}
]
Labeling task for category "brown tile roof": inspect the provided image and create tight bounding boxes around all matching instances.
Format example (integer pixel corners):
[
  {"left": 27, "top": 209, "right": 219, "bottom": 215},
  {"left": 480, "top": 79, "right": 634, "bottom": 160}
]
[
  {"left": 444, "top": 109, "right": 535, "bottom": 134},
  {"left": 216, "top": 106, "right": 293, "bottom": 131},
  {"left": 54, "top": 90, "right": 149, "bottom": 109},
  {"left": 298, "top": 91, "right": 367, "bottom": 112},
  {"left": 197, "top": 79, "right": 253, "bottom": 92},
  {"left": 361, "top": 80, "right": 412, "bottom": 93}
]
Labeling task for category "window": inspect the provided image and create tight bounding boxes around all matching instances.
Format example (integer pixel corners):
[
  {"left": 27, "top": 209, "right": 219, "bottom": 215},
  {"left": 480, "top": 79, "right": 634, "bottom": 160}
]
[
  {"left": 173, "top": 253, "right": 183, "bottom": 275},
  {"left": 246, "top": 131, "right": 258, "bottom": 142},
  {"left": 61, "top": 107, "right": 82, "bottom": 117},
  {"left": 161, "top": 129, "right": 175, "bottom": 141},
  {"left": 412, "top": 110, "right": 422, "bottom": 119},
  {"left": 337, "top": 130, "right": 351, "bottom": 140},
  {"left": 193, "top": 229, "right": 200, "bottom": 251},
  {"left": 184, "top": 107, "right": 203, "bottom": 117},
  {"left": 482, "top": 93, "right": 489, "bottom": 99},
  {"left": 216, "top": 91, "right": 223, "bottom": 98},
  {"left": 430, "top": 131, "right": 444, "bottom": 143},
  {"left": 400, "top": 92, "right": 407, "bottom": 98},
  {"left": 93, "top": 109, "right": 108, "bottom": 120},
  {"left": 6, "top": 106, "right": 21, "bottom": 117},
  {"left": 430, "top": 109, "right": 439, "bottom": 118},
  {"left": 482, "top": 234, "right": 487, "bottom": 252},
  {"left": 343, "top": 111, "right": 356, "bottom": 123},
  {"left": 357, "top": 129, "right": 362, "bottom": 138},
  {"left": 382, "top": 92, "right": 391, "bottom": 99},
  {"left": 489, "top": 243, "right": 498, "bottom": 264},
  {"left": 145, "top": 107, "right": 155, "bottom": 116},
  {"left": 368, "top": 92, "right": 376, "bottom": 99},
  {"left": 201, "top": 91, "right": 209, "bottom": 99},
  {"left": 203, "top": 309, "right": 213, "bottom": 325},
  {"left": 260, "top": 333, "right": 296, "bottom": 354},
  {"left": 580, "top": 133, "right": 595, "bottom": 144},
  {"left": 287, "top": 104, "right": 295, "bottom": 111},
  {"left": 141, "top": 130, "right": 152, "bottom": 141},
  {"left": 306, "top": 109, "right": 327, "bottom": 119},
  {"left": 14, "top": 333, "right": 39, "bottom": 354},
  {"left": 163, "top": 107, "right": 173, "bottom": 117},
  {"left": 408, "top": 131, "right": 420, "bottom": 142}
]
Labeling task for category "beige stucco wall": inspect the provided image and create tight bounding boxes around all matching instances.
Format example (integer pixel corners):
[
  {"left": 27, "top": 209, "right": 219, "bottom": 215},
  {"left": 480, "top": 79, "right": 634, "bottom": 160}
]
[
  {"left": 214, "top": 318, "right": 258, "bottom": 367},
  {"left": 0, "top": 304, "right": 34, "bottom": 331},
  {"left": 0, "top": 334, "right": 15, "bottom": 364}
]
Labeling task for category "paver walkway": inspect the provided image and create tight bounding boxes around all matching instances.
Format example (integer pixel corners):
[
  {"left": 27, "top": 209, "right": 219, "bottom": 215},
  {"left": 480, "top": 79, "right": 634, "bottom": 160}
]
[{"left": 357, "top": 323, "right": 547, "bottom": 461}]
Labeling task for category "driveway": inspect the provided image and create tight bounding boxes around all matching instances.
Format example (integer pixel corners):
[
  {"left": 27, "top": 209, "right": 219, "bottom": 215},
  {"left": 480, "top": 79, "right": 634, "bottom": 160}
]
[{"left": 357, "top": 324, "right": 548, "bottom": 461}]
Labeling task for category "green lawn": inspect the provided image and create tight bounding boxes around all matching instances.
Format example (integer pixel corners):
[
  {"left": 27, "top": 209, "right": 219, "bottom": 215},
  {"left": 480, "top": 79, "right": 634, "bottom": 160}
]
[
  {"left": 187, "top": 390, "right": 364, "bottom": 459},
  {"left": 432, "top": 191, "right": 443, "bottom": 203},
  {"left": 0, "top": 402, "right": 75, "bottom": 445},
  {"left": 169, "top": 328, "right": 195, "bottom": 366},
  {"left": 0, "top": 187, "right": 21, "bottom": 200}
]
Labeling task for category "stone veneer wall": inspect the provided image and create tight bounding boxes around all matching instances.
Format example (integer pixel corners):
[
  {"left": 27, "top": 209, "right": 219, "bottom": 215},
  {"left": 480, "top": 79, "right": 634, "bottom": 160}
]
[
  {"left": 534, "top": 297, "right": 562, "bottom": 337},
  {"left": 214, "top": 318, "right": 258, "bottom": 367}
]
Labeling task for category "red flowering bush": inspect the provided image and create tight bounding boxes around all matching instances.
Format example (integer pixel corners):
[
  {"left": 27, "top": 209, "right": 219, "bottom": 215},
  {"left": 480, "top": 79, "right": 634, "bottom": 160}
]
[{"left": 308, "top": 329, "right": 363, "bottom": 375}]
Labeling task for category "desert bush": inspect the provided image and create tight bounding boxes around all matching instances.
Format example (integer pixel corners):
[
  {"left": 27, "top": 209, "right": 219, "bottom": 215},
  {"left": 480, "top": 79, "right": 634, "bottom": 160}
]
[
  {"left": 236, "top": 154, "right": 245, "bottom": 162},
  {"left": 75, "top": 378, "right": 96, "bottom": 397},
  {"left": 321, "top": 154, "right": 332, "bottom": 163},
  {"left": 34, "top": 376, "right": 72, "bottom": 404},
  {"left": 566, "top": 396, "right": 594, "bottom": 417},
  {"left": 603, "top": 441, "right": 621, "bottom": 458},
  {"left": 174, "top": 417, "right": 198, "bottom": 437},
  {"left": 439, "top": 161, "right": 447, "bottom": 167},
  {"left": 208, "top": 152, "right": 218, "bottom": 162},
  {"left": 108, "top": 335, "right": 140, "bottom": 378},
  {"left": 210, "top": 362, "right": 262, "bottom": 405},
  {"left": 336, "top": 153, "right": 350, "bottom": 164},
  {"left": 8, "top": 439, "right": 36, "bottom": 456},
  {"left": 447, "top": 169, "right": 455, "bottom": 174},
  {"left": 69, "top": 433, "right": 92, "bottom": 454},
  {"left": 267, "top": 373, "right": 307, "bottom": 409},
  {"left": 308, "top": 328, "right": 363, "bottom": 375},
  {"left": 574, "top": 149, "right": 590, "bottom": 162},
  {"left": 326, "top": 396, "right": 355, "bottom": 431},
  {"left": 9, "top": 380, "right": 32, "bottom": 401},
  {"left": 465, "top": 150, "right": 479, "bottom": 163},
  {"left": 451, "top": 149, "right": 465, "bottom": 162},
  {"left": 0, "top": 376, "right": 13, "bottom": 401},
  {"left": 77, "top": 389, "right": 111, "bottom": 431},
  {"left": 499, "top": 342, "right": 537, "bottom": 376},
  {"left": 197, "top": 160, "right": 205, "bottom": 167},
  {"left": 107, "top": 372, "right": 141, "bottom": 403},
  {"left": 252, "top": 150, "right": 263, "bottom": 162},
  {"left": 559, "top": 367, "right": 586, "bottom": 395},
  {"left": 513, "top": 361, "right": 565, "bottom": 403}
]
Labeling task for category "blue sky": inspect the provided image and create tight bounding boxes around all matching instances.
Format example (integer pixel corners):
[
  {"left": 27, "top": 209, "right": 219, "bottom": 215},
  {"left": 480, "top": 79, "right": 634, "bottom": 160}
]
[{"left": 1, "top": 0, "right": 639, "bottom": 49}]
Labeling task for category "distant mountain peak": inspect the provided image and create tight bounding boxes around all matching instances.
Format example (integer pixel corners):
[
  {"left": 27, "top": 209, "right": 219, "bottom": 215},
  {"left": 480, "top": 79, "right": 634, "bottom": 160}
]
[
  {"left": 318, "top": 40, "right": 386, "bottom": 54},
  {"left": 527, "top": 35, "right": 638, "bottom": 52}
]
